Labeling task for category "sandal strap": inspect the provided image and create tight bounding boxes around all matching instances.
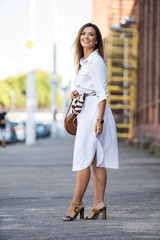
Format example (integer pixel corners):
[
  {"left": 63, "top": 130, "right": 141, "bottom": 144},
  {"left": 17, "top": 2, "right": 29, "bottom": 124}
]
[
  {"left": 64, "top": 215, "right": 73, "bottom": 221},
  {"left": 69, "top": 206, "right": 83, "bottom": 213},
  {"left": 74, "top": 207, "right": 81, "bottom": 213},
  {"left": 91, "top": 208, "right": 99, "bottom": 214}
]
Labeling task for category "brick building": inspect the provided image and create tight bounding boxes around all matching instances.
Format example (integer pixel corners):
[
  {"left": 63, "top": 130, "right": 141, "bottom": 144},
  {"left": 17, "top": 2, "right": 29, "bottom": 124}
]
[
  {"left": 134, "top": 0, "right": 160, "bottom": 141},
  {"left": 92, "top": 0, "right": 160, "bottom": 145},
  {"left": 92, "top": 0, "right": 135, "bottom": 38}
]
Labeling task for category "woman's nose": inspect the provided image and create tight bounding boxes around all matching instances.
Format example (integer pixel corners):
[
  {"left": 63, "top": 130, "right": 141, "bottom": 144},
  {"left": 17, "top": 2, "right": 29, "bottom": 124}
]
[{"left": 84, "top": 35, "right": 89, "bottom": 39}]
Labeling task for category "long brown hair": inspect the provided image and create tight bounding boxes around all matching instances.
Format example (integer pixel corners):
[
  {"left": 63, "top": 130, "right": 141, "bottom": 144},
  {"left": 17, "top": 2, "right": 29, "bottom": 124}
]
[{"left": 74, "top": 23, "right": 104, "bottom": 72}]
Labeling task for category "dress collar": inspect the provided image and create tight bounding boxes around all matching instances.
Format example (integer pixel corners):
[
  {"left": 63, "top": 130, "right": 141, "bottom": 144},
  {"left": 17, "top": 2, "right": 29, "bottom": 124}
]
[{"left": 80, "top": 49, "right": 99, "bottom": 65}]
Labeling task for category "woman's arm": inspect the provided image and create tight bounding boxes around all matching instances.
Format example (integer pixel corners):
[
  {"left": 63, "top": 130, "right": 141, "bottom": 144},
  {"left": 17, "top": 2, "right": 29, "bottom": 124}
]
[
  {"left": 94, "top": 100, "right": 106, "bottom": 136},
  {"left": 90, "top": 61, "right": 107, "bottom": 136},
  {"left": 91, "top": 61, "right": 108, "bottom": 104}
]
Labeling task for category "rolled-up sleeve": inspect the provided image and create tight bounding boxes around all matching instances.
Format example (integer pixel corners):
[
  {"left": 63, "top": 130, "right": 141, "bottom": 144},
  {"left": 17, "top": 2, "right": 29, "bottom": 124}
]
[{"left": 91, "top": 60, "right": 108, "bottom": 103}]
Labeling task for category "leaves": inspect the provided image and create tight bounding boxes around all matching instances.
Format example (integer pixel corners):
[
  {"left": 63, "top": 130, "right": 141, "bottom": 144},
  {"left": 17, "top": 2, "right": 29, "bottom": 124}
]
[{"left": 0, "top": 70, "right": 62, "bottom": 109}]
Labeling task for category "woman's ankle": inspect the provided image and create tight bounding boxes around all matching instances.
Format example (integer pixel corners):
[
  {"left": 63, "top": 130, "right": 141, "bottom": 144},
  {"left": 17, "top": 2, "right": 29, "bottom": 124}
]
[
  {"left": 93, "top": 200, "right": 105, "bottom": 208},
  {"left": 71, "top": 200, "right": 83, "bottom": 208},
  {"left": 94, "top": 199, "right": 104, "bottom": 204}
]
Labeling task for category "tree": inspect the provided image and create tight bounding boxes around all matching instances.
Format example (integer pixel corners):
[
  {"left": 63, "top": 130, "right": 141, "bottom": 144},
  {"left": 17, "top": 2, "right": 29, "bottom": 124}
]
[{"left": 0, "top": 70, "right": 63, "bottom": 109}]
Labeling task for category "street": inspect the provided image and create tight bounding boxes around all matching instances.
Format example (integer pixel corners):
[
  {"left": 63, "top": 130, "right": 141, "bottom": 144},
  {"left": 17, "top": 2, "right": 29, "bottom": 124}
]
[{"left": 0, "top": 137, "right": 160, "bottom": 240}]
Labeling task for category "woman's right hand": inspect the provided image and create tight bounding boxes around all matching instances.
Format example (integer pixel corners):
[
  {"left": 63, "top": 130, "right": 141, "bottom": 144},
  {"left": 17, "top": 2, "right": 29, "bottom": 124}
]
[{"left": 71, "top": 90, "right": 79, "bottom": 100}]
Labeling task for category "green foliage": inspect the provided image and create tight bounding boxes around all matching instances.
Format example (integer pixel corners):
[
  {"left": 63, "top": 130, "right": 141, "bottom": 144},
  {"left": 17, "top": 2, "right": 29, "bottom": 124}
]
[
  {"left": 6, "top": 75, "right": 26, "bottom": 108},
  {"left": 36, "top": 70, "right": 51, "bottom": 108},
  {"left": 156, "top": 152, "right": 160, "bottom": 158},
  {"left": 0, "top": 70, "right": 63, "bottom": 109},
  {"left": 0, "top": 74, "right": 26, "bottom": 108},
  {"left": 0, "top": 80, "right": 11, "bottom": 107}
]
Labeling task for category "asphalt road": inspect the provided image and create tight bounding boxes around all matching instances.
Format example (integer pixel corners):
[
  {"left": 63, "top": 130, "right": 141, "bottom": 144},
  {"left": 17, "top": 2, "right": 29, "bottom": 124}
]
[{"left": 0, "top": 136, "right": 160, "bottom": 240}]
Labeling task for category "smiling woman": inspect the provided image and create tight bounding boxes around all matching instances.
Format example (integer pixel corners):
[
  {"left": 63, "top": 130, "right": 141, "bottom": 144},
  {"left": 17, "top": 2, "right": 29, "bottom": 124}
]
[{"left": 63, "top": 23, "right": 119, "bottom": 222}]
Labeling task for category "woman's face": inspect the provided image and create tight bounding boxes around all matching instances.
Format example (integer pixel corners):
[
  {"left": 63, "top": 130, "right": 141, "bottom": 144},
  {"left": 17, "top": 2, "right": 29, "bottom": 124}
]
[{"left": 80, "top": 27, "right": 97, "bottom": 50}]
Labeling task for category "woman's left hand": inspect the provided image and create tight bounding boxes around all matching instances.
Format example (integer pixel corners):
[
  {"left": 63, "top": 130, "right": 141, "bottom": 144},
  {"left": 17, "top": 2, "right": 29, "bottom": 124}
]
[
  {"left": 94, "top": 121, "right": 103, "bottom": 136},
  {"left": 71, "top": 90, "right": 79, "bottom": 100}
]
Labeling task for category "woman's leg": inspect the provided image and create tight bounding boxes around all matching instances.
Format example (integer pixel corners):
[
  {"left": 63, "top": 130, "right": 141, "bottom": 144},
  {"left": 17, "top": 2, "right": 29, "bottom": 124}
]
[
  {"left": 87, "top": 154, "right": 107, "bottom": 218},
  {"left": 63, "top": 167, "right": 90, "bottom": 220}
]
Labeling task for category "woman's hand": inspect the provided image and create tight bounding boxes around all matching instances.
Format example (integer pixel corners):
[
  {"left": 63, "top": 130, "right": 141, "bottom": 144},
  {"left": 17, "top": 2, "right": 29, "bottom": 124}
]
[
  {"left": 71, "top": 90, "right": 79, "bottom": 100},
  {"left": 94, "top": 121, "right": 103, "bottom": 136}
]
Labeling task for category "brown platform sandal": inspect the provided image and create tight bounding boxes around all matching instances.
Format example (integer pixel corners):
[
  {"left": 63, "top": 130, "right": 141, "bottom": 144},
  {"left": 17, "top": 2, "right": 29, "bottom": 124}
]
[
  {"left": 85, "top": 206, "right": 106, "bottom": 220},
  {"left": 63, "top": 207, "right": 85, "bottom": 221}
]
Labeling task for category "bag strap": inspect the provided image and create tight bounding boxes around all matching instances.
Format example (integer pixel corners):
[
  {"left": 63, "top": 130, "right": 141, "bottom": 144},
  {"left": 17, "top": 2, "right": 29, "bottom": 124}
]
[{"left": 65, "top": 100, "right": 73, "bottom": 120}]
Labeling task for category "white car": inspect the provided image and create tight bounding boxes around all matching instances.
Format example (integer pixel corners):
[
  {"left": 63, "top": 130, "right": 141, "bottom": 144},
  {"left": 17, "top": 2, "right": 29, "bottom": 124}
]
[
  {"left": 13, "top": 122, "right": 26, "bottom": 142},
  {"left": 0, "top": 121, "right": 17, "bottom": 143}
]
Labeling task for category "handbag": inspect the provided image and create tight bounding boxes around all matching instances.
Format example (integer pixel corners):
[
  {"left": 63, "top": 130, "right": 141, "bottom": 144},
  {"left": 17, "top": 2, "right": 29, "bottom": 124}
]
[
  {"left": 64, "top": 92, "right": 95, "bottom": 135},
  {"left": 64, "top": 100, "right": 77, "bottom": 135}
]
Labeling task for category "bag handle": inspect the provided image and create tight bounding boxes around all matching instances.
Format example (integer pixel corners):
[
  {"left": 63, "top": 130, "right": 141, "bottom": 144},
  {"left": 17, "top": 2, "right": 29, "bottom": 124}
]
[{"left": 65, "top": 100, "right": 73, "bottom": 120}]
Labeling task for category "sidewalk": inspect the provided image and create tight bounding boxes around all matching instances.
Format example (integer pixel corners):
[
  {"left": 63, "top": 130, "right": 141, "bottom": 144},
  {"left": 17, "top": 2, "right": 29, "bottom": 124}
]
[{"left": 0, "top": 137, "right": 160, "bottom": 240}]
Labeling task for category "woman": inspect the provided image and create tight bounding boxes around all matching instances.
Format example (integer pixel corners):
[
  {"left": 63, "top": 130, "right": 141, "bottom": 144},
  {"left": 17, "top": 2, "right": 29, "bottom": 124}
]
[{"left": 63, "top": 23, "right": 119, "bottom": 221}]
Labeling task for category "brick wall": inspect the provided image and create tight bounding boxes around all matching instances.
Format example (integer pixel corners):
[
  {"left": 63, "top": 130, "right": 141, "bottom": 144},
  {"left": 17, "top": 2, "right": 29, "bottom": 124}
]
[
  {"left": 92, "top": 0, "right": 135, "bottom": 38},
  {"left": 135, "top": 0, "right": 160, "bottom": 140}
]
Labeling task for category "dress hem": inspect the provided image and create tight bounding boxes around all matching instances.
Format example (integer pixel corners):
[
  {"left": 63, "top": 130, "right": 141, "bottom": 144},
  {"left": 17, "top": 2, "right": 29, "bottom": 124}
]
[{"left": 72, "top": 164, "right": 119, "bottom": 172}]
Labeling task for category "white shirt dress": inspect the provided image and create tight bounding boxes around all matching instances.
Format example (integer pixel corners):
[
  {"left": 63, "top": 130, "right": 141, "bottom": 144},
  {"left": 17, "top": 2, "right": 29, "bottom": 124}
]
[{"left": 72, "top": 49, "right": 119, "bottom": 171}]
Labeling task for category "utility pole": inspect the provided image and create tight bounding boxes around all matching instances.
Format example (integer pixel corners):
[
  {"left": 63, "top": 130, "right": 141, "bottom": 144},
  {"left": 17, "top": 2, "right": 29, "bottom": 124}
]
[
  {"left": 9, "top": 90, "right": 15, "bottom": 119},
  {"left": 25, "top": 0, "right": 36, "bottom": 145},
  {"left": 50, "top": 70, "right": 57, "bottom": 138},
  {"left": 50, "top": 0, "right": 58, "bottom": 138}
]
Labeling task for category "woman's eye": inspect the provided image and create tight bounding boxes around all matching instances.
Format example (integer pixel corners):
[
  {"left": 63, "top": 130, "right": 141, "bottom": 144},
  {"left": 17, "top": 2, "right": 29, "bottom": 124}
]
[{"left": 81, "top": 32, "right": 95, "bottom": 37}]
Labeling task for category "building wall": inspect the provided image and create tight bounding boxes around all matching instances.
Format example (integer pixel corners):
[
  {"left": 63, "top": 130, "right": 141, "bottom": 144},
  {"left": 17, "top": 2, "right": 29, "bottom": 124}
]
[
  {"left": 92, "top": 0, "right": 110, "bottom": 38},
  {"left": 92, "top": 0, "right": 160, "bottom": 141},
  {"left": 135, "top": 0, "right": 160, "bottom": 140},
  {"left": 92, "top": 0, "right": 135, "bottom": 39}
]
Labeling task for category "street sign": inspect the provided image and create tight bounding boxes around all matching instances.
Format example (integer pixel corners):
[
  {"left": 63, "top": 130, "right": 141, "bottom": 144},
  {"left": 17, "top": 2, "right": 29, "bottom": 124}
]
[{"left": 25, "top": 41, "right": 34, "bottom": 49}]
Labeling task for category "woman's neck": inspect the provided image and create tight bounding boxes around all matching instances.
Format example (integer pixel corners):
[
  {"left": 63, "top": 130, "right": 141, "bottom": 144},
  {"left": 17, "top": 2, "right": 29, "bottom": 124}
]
[{"left": 83, "top": 48, "right": 95, "bottom": 59}]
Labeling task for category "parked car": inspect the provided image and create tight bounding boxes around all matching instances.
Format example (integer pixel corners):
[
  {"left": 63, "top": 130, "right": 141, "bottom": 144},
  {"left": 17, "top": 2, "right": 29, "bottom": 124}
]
[
  {"left": 11, "top": 121, "right": 51, "bottom": 141},
  {"left": 13, "top": 121, "right": 26, "bottom": 142},
  {"left": 0, "top": 121, "right": 17, "bottom": 143},
  {"left": 36, "top": 123, "right": 51, "bottom": 138},
  {"left": 44, "top": 123, "right": 51, "bottom": 137}
]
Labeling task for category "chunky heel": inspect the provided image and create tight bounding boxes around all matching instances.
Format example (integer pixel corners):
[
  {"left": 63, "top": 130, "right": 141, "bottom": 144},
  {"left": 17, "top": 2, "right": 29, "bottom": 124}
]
[
  {"left": 85, "top": 206, "right": 107, "bottom": 220},
  {"left": 80, "top": 208, "right": 84, "bottom": 219},
  {"left": 102, "top": 208, "right": 106, "bottom": 220}
]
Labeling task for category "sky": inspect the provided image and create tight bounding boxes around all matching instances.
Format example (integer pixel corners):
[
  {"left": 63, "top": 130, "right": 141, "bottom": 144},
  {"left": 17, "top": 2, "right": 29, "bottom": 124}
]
[{"left": 0, "top": 0, "right": 92, "bottom": 86}]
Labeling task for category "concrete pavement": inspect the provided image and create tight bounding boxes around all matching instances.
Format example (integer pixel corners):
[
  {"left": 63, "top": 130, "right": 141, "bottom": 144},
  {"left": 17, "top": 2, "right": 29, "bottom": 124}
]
[{"left": 0, "top": 136, "right": 160, "bottom": 240}]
